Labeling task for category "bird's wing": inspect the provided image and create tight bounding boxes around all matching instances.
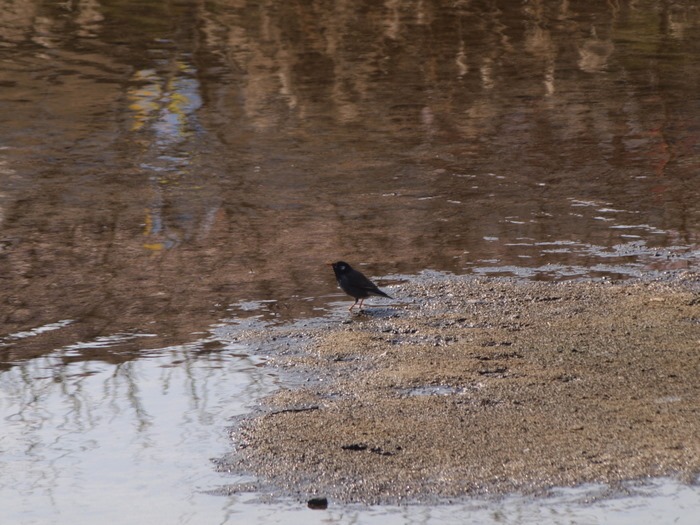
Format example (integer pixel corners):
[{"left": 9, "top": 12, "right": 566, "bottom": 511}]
[
  {"left": 351, "top": 270, "right": 380, "bottom": 290},
  {"left": 372, "top": 288, "right": 392, "bottom": 299},
  {"left": 352, "top": 270, "right": 391, "bottom": 297}
]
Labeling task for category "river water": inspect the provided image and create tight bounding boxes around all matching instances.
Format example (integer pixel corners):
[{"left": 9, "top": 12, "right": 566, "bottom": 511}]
[{"left": 1, "top": 1, "right": 698, "bottom": 523}]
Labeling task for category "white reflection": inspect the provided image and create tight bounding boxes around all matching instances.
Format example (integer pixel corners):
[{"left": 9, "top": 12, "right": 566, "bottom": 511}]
[
  {"left": 578, "top": 28, "right": 615, "bottom": 73},
  {"left": 455, "top": 41, "right": 468, "bottom": 78},
  {"left": 0, "top": 338, "right": 274, "bottom": 524},
  {"left": 74, "top": 0, "right": 104, "bottom": 38},
  {"left": 0, "top": 319, "right": 74, "bottom": 343}
]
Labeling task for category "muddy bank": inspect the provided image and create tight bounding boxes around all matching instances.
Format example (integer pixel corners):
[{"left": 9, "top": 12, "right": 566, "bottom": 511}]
[{"left": 219, "top": 273, "right": 700, "bottom": 504}]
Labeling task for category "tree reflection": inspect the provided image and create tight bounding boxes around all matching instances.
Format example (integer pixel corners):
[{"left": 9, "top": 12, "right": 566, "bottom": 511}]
[
  {"left": 0, "top": 0, "right": 698, "bottom": 367},
  {"left": 0, "top": 1, "right": 698, "bottom": 521},
  {"left": 0, "top": 338, "right": 272, "bottom": 516}
]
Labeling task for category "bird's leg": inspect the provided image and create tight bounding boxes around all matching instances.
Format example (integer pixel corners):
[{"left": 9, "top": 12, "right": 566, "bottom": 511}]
[
  {"left": 358, "top": 298, "right": 365, "bottom": 310},
  {"left": 349, "top": 299, "right": 359, "bottom": 311}
]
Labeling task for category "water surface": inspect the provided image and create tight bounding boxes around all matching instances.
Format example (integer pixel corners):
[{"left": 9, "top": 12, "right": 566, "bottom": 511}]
[
  {"left": 1, "top": 0, "right": 699, "bottom": 522},
  {"left": 1, "top": 336, "right": 273, "bottom": 523}
]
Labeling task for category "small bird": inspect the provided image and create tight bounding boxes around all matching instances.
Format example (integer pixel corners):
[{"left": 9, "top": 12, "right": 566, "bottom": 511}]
[{"left": 330, "top": 261, "right": 392, "bottom": 311}]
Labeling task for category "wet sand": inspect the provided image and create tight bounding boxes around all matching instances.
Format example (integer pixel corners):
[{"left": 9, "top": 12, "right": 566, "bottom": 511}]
[{"left": 220, "top": 273, "right": 700, "bottom": 504}]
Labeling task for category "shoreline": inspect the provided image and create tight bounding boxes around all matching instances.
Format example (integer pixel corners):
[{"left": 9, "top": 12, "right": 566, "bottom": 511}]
[{"left": 218, "top": 272, "right": 700, "bottom": 504}]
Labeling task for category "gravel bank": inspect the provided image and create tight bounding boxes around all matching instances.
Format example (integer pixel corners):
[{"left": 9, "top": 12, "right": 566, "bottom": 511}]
[{"left": 218, "top": 273, "right": 700, "bottom": 504}]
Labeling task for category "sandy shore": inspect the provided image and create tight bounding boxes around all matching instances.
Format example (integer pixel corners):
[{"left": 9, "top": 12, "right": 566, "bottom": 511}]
[{"left": 218, "top": 272, "right": 700, "bottom": 504}]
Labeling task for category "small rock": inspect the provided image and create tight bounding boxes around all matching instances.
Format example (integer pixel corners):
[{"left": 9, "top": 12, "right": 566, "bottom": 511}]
[{"left": 307, "top": 496, "right": 328, "bottom": 509}]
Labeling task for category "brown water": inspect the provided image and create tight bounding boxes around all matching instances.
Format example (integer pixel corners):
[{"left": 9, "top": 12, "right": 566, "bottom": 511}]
[
  {"left": 2, "top": 0, "right": 699, "bottom": 361},
  {"left": 1, "top": 1, "right": 699, "bottom": 523}
]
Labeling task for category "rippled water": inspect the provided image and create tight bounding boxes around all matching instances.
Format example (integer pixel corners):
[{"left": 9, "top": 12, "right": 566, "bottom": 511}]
[{"left": 1, "top": 0, "right": 699, "bottom": 522}]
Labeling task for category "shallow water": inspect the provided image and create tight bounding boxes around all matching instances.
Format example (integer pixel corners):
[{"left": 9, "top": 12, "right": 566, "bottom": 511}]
[
  {"left": 0, "top": 336, "right": 274, "bottom": 523},
  {"left": 1, "top": 0, "right": 699, "bottom": 522},
  {"left": 2, "top": 321, "right": 698, "bottom": 525}
]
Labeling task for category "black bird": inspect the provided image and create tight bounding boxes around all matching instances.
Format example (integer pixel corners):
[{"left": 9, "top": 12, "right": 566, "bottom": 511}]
[{"left": 330, "top": 261, "right": 392, "bottom": 311}]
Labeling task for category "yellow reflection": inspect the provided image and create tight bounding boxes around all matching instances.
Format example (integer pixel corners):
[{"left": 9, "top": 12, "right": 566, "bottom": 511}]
[
  {"left": 128, "top": 70, "right": 162, "bottom": 132},
  {"left": 126, "top": 63, "right": 199, "bottom": 138},
  {"left": 143, "top": 210, "right": 165, "bottom": 251},
  {"left": 143, "top": 209, "right": 154, "bottom": 236}
]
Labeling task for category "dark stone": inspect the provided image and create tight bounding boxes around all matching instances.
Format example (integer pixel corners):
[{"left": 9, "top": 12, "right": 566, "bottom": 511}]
[{"left": 307, "top": 497, "right": 328, "bottom": 510}]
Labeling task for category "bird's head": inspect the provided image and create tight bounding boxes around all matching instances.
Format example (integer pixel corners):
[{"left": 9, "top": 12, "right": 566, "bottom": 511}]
[{"left": 330, "top": 261, "right": 352, "bottom": 276}]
